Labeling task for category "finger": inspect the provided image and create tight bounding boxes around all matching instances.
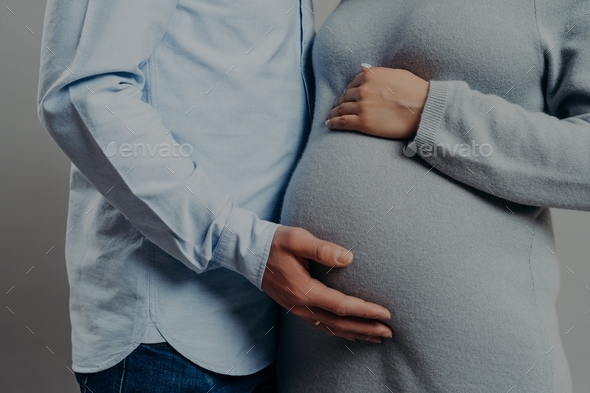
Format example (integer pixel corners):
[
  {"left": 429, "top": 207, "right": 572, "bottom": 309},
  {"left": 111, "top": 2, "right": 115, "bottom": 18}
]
[
  {"left": 325, "top": 114, "right": 361, "bottom": 131},
  {"left": 300, "top": 306, "right": 393, "bottom": 338},
  {"left": 335, "top": 87, "right": 360, "bottom": 106},
  {"left": 327, "top": 328, "right": 382, "bottom": 343},
  {"left": 286, "top": 228, "right": 354, "bottom": 266},
  {"left": 302, "top": 318, "right": 383, "bottom": 343},
  {"left": 309, "top": 281, "right": 392, "bottom": 321},
  {"left": 345, "top": 72, "right": 366, "bottom": 90},
  {"left": 326, "top": 102, "right": 359, "bottom": 120}
]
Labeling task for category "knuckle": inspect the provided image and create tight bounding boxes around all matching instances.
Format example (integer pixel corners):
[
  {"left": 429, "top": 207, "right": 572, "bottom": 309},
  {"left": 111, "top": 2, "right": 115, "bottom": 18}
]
[
  {"left": 332, "top": 303, "right": 348, "bottom": 317},
  {"left": 351, "top": 334, "right": 365, "bottom": 341},
  {"left": 315, "top": 242, "right": 332, "bottom": 263},
  {"left": 358, "top": 116, "right": 369, "bottom": 128},
  {"left": 358, "top": 86, "right": 370, "bottom": 98},
  {"left": 358, "top": 103, "right": 367, "bottom": 116}
]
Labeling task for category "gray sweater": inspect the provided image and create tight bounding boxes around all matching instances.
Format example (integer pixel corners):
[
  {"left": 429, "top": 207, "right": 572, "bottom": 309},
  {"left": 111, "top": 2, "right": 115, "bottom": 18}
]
[{"left": 277, "top": 1, "right": 590, "bottom": 392}]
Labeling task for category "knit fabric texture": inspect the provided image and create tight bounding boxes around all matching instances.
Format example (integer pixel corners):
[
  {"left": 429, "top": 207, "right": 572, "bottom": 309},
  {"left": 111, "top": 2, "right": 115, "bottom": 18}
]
[{"left": 277, "top": 0, "right": 590, "bottom": 392}]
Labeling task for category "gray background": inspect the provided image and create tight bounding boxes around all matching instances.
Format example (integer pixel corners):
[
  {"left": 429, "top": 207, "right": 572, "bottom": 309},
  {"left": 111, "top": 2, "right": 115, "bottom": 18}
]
[{"left": 0, "top": 1, "right": 588, "bottom": 392}]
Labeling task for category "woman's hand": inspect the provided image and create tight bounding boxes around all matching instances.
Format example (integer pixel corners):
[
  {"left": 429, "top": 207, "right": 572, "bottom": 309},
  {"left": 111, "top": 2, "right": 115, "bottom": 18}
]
[{"left": 326, "top": 65, "right": 430, "bottom": 139}]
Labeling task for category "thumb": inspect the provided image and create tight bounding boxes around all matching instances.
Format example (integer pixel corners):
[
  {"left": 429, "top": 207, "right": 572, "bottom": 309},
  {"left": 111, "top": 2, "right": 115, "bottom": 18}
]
[{"left": 287, "top": 228, "right": 354, "bottom": 267}]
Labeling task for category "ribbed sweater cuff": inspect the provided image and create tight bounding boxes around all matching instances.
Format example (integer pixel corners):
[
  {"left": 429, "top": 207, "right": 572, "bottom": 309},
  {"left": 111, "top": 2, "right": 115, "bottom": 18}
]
[{"left": 414, "top": 81, "right": 450, "bottom": 155}]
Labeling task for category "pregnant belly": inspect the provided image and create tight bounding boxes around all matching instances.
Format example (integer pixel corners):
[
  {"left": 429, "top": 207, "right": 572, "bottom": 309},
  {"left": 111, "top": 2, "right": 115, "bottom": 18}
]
[
  {"left": 281, "top": 130, "right": 535, "bottom": 307},
  {"left": 279, "top": 130, "right": 557, "bottom": 390}
]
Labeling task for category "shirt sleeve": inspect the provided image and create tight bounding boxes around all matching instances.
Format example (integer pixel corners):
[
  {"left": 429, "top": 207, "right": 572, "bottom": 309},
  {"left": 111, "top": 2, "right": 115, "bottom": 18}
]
[
  {"left": 412, "top": 0, "right": 590, "bottom": 211},
  {"left": 37, "top": 0, "right": 279, "bottom": 289}
]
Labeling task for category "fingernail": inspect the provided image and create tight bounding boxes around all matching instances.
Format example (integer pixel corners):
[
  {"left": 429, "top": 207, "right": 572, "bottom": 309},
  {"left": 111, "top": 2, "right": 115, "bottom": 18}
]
[
  {"left": 334, "top": 248, "right": 353, "bottom": 264},
  {"left": 361, "top": 63, "right": 373, "bottom": 69},
  {"left": 368, "top": 337, "right": 382, "bottom": 344},
  {"left": 324, "top": 120, "right": 330, "bottom": 126},
  {"left": 381, "top": 330, "right": 393, "bottom": 338}
]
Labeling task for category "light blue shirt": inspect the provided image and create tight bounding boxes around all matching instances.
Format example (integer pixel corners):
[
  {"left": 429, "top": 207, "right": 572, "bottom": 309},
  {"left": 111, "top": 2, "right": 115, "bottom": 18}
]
[{"left": 37, "top": 0, "right": 314, "bottom": 375}]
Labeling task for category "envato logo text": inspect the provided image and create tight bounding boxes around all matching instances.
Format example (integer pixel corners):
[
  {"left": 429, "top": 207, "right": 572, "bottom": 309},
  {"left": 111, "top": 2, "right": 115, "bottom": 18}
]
[
  {"left": 403, "top": 140, "right": 493, "bottom": 158},
  {"left": 103, "top": 142, "right": 193, "bottom": 158}
]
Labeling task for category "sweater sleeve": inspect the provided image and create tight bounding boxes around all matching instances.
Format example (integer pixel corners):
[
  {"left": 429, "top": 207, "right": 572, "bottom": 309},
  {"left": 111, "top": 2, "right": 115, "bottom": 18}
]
[
  {"left": 412, "top": 1, "right": 590, "bottom": 211},
  {"left": 37, "top": 0, "right": 279, "bottom": 289}
]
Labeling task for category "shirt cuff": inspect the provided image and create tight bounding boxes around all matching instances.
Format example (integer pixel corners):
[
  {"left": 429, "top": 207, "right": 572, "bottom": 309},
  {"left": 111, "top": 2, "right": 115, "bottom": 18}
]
[
  {"left": 212, "top": 204, "right": 280, "bottom": 290},
  {"left": 413, "top": 80, "right": 451, "bottom": 156}
]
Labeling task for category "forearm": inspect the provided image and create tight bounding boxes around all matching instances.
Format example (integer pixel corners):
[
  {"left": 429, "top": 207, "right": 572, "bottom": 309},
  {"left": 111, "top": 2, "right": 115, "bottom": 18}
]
[{"left": 414, "top": 80, "right": 590, "bottom": 210}]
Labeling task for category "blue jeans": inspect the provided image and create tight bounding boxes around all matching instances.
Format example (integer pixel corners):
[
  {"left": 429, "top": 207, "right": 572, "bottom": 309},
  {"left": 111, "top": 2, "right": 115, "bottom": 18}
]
[{"left": 74, "top": 343, "right": 277, "bottom": 393}]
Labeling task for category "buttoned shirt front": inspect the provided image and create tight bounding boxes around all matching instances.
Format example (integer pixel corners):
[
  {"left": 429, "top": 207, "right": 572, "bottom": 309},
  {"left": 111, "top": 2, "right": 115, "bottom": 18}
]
[{"left": 37, "top": 0, "right": 314, "bottom": 374}]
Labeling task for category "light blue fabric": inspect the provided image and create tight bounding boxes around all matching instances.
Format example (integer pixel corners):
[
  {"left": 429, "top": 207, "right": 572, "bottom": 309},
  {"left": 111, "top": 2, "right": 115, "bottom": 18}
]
[{"left": 37, "top": 0, "right": 315, "bottom": 375}]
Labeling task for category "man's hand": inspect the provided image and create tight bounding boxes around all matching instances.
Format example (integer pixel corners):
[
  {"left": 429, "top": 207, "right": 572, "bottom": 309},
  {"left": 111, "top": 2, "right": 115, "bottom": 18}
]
[
  {"left": 325, "top": 65, "right": 429, "bottom": 139},
  {"left": 262, "top": 226, "right": 393, "bottom": 343}
]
